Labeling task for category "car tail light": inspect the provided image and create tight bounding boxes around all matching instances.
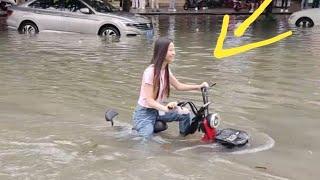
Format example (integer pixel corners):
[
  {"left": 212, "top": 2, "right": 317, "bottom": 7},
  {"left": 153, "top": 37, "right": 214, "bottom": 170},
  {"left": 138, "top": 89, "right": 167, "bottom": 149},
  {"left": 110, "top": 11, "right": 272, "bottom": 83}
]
[{"left": 7, "top": 9, "right": 13, "bottom": 16}]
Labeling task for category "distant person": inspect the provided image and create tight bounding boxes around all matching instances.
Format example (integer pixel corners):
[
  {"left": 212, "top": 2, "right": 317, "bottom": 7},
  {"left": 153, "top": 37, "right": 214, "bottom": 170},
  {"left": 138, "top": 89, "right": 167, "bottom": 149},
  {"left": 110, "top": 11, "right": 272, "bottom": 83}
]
[
  {"left": 301, "top": 0, "right": 307, "bottom": 9},
  {"left": 132, "top": 0, "right": 139, "bottom": 9},
  {"left": 312, "top": 0, "right": 319, "bottom": 8},
  {"left": 280, "top": 0, "right": 289, "bottom": 12},
  {"left": 249, "top": 0, "right": 258, "bottom": 13},
  {"left": 132, "top": 37, "right": 208, "bottom": 139},
  {"left": 0, "top": 2, "right": 6, "bottom": 11},
  {"left": 122, "top": 0, "right": 131, "bottom": 12},
  {"left": 265, "top": 0, "right": 275, "bottom": 20},
  {"left": 139, "top": 0, "right": 145, "bottom": 9},
  {"left": 168, "top": 0, "right": 176, "bottom": 11},
  {"left": 151, "top": 0, "right": 160, "bottom": 12}
]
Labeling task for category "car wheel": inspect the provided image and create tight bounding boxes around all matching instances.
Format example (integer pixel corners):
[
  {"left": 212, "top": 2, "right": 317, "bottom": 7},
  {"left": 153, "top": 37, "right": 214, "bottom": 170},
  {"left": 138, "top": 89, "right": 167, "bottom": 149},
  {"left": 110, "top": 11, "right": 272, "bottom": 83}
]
[
  {"left": 19, "top": 22, "right": 39, "bottom": 35},
  {"left": 99, "top": 26, "right": 120, "bottom": 38},
  {"left": 295, "top": 17, "right": 314, "bottom": 28}
]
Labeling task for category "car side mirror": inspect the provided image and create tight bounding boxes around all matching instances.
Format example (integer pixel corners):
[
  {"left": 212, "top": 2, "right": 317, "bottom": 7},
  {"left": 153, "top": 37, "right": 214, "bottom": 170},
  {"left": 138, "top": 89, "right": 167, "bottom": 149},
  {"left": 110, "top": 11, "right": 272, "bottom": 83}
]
[{"left": 79, "top": 8, "right": 90, "bottom": 14}]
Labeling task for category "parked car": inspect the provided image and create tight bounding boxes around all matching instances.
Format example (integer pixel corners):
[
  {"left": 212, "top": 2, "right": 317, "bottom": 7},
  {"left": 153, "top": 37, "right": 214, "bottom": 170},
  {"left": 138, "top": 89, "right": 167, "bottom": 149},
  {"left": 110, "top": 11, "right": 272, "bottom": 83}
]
[
  {"left": 288, "top": 8, "right": 320, "bottom": 28},
  {"left": 6, "top": 0, "right": 153, "bottom": 37},
  {"left": 0, "top": 0, "right": 16, "bottom": 17}
]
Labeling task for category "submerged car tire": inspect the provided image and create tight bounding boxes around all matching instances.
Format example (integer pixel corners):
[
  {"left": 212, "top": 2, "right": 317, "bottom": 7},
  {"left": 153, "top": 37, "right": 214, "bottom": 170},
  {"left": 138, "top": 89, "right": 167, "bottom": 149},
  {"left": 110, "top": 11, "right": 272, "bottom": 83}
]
[
  {"left": 19, "top": 21, "right": 39, "bottom": 35},
  {"left": 99, "top": 26, "right": 120, "bottom": 38},
  {"left": 295, "top": 17, "right": 314, "bottom": 28}
]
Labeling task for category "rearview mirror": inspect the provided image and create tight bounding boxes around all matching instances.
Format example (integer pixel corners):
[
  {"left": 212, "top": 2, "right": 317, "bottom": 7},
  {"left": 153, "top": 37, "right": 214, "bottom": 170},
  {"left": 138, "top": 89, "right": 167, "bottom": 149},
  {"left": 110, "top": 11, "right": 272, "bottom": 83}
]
[{"left": 79, "top": 8, "right": 90, "bottom": 14}]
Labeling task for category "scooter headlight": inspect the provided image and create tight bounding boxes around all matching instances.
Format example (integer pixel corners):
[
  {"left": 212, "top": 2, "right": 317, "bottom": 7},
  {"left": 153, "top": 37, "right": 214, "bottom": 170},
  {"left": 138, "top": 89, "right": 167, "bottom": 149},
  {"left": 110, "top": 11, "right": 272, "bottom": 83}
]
[{"left": 208, "top": 113, "right": 220, "bottom": 128}]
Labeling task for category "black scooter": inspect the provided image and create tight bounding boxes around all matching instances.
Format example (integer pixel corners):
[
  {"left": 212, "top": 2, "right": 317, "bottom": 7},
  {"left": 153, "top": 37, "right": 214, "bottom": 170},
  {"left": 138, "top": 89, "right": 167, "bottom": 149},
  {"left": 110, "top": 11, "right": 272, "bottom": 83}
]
[{"left": 105, "top": 83, "right": 249, "bottom": 148}]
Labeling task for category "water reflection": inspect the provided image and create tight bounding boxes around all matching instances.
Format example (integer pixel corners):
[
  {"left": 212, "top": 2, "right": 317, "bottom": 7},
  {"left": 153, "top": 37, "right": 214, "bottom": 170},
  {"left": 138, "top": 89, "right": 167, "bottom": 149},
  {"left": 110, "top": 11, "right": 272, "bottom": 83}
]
[{"left": 167, "top": 15, "right": 175, "bottom": 40}]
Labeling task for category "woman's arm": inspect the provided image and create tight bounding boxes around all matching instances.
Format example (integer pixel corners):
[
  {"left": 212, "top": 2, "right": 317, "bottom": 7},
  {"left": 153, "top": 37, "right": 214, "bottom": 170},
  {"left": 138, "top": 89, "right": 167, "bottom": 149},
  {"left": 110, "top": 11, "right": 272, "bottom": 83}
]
[
  {"left": 143, "top": 83, "right": 171, "bottom": 112},
  {"left": 170, "top": 73, "right": 207, "bottom": 91}
]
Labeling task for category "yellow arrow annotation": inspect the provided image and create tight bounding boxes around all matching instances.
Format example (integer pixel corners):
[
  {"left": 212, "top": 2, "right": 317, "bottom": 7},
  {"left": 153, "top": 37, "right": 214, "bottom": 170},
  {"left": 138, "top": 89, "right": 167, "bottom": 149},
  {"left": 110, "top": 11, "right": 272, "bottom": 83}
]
[{"left": 214, "top": 0, "right": 293, "bottom": 59}]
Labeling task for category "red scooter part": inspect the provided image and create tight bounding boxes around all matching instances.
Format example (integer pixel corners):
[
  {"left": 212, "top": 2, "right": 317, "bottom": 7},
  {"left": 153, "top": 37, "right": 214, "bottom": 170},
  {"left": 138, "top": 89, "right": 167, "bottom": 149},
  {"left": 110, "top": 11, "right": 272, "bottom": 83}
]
[{"left": 201, "top": 118, "right": 217, "bottom": 142}]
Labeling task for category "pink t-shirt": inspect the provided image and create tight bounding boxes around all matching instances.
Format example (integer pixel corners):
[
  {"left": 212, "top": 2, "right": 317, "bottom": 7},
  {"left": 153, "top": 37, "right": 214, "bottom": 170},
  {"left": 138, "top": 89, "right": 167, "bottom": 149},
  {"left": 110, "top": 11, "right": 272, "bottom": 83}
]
[{"left": 138, "top": 65, "right": 171, "bottom": 108}]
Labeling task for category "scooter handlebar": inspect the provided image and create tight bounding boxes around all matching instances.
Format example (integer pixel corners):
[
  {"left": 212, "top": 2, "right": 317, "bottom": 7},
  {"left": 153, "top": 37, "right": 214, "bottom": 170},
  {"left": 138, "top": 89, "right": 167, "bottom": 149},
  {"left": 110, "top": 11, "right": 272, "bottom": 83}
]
[
  {"left": 201, "top": 82, "right": 216, "bottom": 92},
  {"left": 177, "top": 101, "right": 188, "bottom": 107},
  {"left": 198, "top": 102, "right": 211, "bottom": 112}
]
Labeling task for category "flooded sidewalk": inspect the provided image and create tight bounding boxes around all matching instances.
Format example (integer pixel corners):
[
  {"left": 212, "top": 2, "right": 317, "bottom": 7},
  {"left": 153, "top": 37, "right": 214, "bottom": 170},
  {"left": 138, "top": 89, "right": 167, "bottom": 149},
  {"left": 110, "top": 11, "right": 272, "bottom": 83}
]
[{"left": 112, "top": 0, "right": 302, "bottom": 15}]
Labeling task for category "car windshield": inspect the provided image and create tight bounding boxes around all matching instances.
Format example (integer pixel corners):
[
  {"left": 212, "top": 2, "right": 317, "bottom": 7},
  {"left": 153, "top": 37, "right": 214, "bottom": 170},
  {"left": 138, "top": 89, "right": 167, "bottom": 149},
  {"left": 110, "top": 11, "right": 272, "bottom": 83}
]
[{"left": 83, "top": 0, "right": 119, "bottom": 13}]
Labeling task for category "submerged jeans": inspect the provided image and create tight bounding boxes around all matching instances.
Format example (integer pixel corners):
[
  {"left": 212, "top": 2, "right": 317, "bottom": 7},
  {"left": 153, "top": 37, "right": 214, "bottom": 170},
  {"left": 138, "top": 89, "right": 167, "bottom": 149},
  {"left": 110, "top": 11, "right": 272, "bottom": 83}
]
[{"left": 132, "top": 105, "right": 191, "bottom": 139}]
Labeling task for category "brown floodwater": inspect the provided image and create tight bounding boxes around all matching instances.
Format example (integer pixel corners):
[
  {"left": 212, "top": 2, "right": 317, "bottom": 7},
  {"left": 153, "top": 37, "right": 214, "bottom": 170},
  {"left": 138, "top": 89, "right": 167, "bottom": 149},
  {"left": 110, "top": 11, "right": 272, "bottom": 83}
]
[{"left": 0, "top": 15, "right": 319, "bottom": 179}]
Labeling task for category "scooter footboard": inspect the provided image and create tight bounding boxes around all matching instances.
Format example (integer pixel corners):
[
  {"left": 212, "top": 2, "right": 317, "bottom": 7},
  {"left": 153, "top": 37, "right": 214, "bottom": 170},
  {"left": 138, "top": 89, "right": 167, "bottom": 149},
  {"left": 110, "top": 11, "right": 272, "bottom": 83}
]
[{"left": 215, "top": 128, "right": 249, "bottom": 147}]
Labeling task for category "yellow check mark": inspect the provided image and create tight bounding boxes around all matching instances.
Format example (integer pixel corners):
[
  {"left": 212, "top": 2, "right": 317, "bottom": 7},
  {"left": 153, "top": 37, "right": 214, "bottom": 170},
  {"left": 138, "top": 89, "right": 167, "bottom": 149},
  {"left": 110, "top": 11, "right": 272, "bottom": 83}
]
[{"left": 214, "top": 0, "right": 293, "bottom": 59}]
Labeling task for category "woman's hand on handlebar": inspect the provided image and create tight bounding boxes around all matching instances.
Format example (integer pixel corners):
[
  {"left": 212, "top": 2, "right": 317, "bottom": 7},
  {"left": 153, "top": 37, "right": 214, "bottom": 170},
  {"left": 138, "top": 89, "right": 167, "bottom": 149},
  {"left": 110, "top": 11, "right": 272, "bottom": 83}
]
[
  {"left": 166, "top": 101, "right": 178, "bottom": 110},
  {"left": 199, "top": 82, "right": 209, "bottom": 90}
]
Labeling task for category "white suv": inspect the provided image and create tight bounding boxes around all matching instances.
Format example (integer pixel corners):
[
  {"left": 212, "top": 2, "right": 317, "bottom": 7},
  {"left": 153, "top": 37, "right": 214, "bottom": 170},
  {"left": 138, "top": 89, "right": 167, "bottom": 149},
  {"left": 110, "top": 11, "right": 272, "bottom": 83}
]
[
  {"left": 7, "top": 0, "right": 153, "bottom": 37},
  {"left": 289, "top": 8, "right": 320, "bottom": 28}
]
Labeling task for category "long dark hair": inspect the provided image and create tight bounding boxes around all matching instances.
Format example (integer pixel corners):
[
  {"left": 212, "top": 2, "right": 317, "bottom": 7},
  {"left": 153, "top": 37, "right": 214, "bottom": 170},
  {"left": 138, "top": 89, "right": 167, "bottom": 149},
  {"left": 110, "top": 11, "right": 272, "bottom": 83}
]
[{"left": 150, "top": 37, "right": 172, "bottom": 100}]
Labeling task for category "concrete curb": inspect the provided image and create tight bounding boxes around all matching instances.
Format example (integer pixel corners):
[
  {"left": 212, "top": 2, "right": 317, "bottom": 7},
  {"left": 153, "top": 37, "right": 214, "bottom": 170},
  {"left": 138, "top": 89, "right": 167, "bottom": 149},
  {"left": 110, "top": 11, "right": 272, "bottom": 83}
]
[{"left": 136, "top": 11, "right": 293, "bottom": 15}]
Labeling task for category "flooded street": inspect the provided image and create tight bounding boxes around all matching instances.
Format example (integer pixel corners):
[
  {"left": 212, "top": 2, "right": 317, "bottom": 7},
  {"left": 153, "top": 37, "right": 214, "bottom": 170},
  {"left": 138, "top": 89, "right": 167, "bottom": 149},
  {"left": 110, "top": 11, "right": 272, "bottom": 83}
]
[{"left": 0, "top": 15, "right": 319, "bottom": 179}]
